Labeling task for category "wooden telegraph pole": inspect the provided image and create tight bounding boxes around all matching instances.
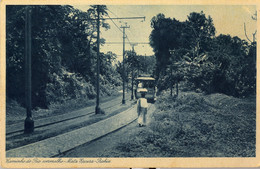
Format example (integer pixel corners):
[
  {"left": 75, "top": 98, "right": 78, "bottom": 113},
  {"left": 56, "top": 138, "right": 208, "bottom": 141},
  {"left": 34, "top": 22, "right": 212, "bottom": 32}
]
[
  {"left": 95, "top": 5, "right": 101, "bottom": 114},
  {"left": 93, "top": 10, "right": 145, "bottom": 106},
  {"left": 121, "top": 23, "right": 130, "bottom": 104},
  {"left": 169, "top": 50, "right": 174, "bottom": 96},
  {"left": 24, "top": 6, "right": 34, "bottom": 133},
  {"left": 131, "top": 43, "right": 137, "bottom": 100}
]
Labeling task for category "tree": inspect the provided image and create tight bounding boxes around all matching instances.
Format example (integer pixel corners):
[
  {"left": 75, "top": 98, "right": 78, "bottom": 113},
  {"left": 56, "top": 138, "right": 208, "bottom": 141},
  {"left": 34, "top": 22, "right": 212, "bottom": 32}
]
[
  {"left": 149, "top": 11, "right": 256, "bottom": 98},
  {"left": 150, "top": 13, "right": 184, "bottom": 78},
  {"left": 180, "top": 11, "right": 215, "bottom": 67},
  {"left": 7, "top": 5, "right": 66, "bottom": 107},
  {"left": 6, "top": 5, "right": 120, "bottom": 108},
  {"left": 6, "top": 6, "right": 26, "bottom": 103},
  {"left": 149, "top": 11, "right": 215, "bottom": 93},
  {"left": 244, "top": 11, "right": 257, "bottom": 43}
]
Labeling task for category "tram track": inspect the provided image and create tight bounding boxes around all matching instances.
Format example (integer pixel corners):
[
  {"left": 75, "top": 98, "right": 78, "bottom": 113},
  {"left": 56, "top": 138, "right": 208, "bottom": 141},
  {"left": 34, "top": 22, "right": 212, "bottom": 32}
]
[
  {"left": 6, "top": 96, "right": 136, "bottom": 151},
  {"left": 7, "top": 102, "right": 155, "bottom": 157},
  {"left": 6, "top": 96, "right": 129, "bottom": 136},
  {"left": 57, "top": 103, "right": 155, "bottom": 157}
]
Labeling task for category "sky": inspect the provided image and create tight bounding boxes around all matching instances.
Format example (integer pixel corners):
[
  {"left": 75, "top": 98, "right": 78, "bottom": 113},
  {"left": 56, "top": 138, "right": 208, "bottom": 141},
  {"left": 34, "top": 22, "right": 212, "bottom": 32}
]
[{"left": 73, "top": 5, "right": 257, "bottom": 61}]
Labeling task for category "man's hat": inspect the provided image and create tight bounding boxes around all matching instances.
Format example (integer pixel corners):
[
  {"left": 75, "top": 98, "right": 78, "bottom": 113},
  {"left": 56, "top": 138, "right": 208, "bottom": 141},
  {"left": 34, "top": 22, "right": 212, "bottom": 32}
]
[{"left": 138, "top": 88, "right": 148, "bottom": 93}]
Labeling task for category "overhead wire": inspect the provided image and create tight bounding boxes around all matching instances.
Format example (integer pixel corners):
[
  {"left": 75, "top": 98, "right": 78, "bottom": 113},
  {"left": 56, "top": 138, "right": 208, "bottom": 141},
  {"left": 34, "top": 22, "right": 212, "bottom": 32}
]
[
  {"left": 106, "top": 13, "right": 124, "bottom": 34},
  {"left": 108, "top": 7, "right": 145, "bottom": 45},
  {"left": 106, "top": 8, "right": 148, "bottom": 49},
  {"left": 106, "top": 12, "right": 134, "bottom": 48},
  {"left": 107, "top": 8, "right": 120, "bottom": 18},
  {"left": 107, "top": 7, "right": 134, "bottom": 43}
]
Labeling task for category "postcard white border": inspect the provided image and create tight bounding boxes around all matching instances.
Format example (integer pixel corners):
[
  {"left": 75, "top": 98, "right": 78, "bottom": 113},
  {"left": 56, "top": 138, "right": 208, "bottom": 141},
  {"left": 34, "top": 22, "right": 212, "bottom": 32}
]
[{"left": 1, "top": 0, "right": 259, "bottom": 168}]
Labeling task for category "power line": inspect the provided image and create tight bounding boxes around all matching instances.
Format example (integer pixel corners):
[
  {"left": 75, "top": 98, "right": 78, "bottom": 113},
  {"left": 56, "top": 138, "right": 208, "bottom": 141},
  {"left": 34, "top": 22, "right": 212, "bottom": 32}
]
[
  {"left": 106, "top": 13, "right": 123, "bottom": 33},
  {"left": 92, "top": 9, "right": 145, "bottom": 49},
  {"left": 107, "top": 8, "right": 120, "bottom": 18},
  {"left": 107, "top": 7, "right": 144, "bottom": 45},
  {"left": 106, "top": 13, "right": 134, "bottom": 47},
  {"left": 108, "top": 7, "right": 146, "bottom": 41},
  {"left": 126, "top": 27, "right": 135, "bottom": 39},
  {"left": 101, "top": 16, "right": 145, "bottom": 20},
  {"left": 105, "top": 42, "right": 149, "bottom": 44},
  {"left": 125, "top": 34, "right": 132, "bottom": 44},
  {"left": 100, "top": 9, "right": 146, "bottom": 105}
]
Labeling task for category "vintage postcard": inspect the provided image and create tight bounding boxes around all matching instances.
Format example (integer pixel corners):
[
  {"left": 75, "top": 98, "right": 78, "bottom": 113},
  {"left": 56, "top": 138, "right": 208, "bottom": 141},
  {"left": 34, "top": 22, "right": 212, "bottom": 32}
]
[{"left": 0, "top": 0, "right": 259, "bottom": 168}]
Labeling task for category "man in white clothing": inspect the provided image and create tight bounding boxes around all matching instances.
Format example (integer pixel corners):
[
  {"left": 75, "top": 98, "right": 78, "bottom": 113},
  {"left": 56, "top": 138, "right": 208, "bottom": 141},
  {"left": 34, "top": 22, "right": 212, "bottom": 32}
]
[{"left": 137, "top": 89, "right": 148, "bottom": 127}]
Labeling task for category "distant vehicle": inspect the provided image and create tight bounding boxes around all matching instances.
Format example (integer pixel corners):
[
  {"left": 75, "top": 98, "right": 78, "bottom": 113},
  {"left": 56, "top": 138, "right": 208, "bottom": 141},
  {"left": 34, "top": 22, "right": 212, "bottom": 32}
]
[{"left": 135, "top": 76, "right": 157, "bottom": 103}]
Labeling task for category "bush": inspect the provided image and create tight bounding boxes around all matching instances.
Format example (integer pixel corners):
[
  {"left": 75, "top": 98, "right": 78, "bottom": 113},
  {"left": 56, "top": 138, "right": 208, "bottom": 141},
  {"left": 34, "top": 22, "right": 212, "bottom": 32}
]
[{"left": 45, "top": 68, "right": 96, "bottom": 105}]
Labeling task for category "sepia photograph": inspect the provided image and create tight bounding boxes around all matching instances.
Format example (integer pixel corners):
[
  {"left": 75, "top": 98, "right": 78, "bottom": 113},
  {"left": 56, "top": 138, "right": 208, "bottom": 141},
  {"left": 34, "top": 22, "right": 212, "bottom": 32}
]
[{"left": 0, "top": 0, "right": 259, "bottom": 168}]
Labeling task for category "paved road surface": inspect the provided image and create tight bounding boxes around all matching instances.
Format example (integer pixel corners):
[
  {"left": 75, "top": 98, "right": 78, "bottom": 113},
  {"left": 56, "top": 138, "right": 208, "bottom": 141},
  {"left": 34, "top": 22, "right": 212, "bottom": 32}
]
[{"left": 59, "top": 104, "right": 156, "bottom": 157}]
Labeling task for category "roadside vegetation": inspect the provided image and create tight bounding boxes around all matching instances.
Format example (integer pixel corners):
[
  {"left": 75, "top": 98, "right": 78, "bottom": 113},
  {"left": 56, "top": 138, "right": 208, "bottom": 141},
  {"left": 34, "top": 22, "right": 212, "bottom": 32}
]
[
  {"left": 6, "top": 5, "right": 153, "bottom": 121},
  {"left": 102, "top": 11, "right": 256, "bottom": 157},
  {"left": 105, "top": 89, "right": 255, "bottom": 157},
  {"left": 150, "top": 12, "right": 256, "bottom": 98},
  {"left": 6, "top": 5, "right": 121, "bottom": 110}
]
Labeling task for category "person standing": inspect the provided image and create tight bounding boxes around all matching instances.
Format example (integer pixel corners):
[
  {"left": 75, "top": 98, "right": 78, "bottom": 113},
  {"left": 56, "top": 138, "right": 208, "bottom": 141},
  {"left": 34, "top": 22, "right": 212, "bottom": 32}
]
[{"left": 137, "top": 89, "right": 148, "bottom": 127}]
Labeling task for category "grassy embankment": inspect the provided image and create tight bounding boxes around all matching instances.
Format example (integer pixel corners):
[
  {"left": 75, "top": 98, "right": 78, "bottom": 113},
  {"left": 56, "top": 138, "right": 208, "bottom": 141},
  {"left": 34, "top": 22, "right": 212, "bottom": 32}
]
[{"left": 110, "top": 91, "right": 256, "bottom": 157}]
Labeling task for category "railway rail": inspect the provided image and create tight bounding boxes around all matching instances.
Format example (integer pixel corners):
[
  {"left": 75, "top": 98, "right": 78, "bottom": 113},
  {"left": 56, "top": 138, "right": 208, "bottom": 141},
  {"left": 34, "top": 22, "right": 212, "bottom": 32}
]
[
  {"left": 6, "top": 96, "right": 136, "bottom": 151},
  {"left": 6, "top": 102, "right": 154, "bottom": 157},
  {"left": 6, "top": 96, "right": 129, "bottom": 135}
]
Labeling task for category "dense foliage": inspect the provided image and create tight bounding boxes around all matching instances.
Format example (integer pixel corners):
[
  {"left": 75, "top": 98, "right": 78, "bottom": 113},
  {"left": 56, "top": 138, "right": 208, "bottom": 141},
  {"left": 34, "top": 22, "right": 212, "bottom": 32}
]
[
  {"left": 116, "top": 51, "right": 156, "bottom": 84},
  {"left": 6, "top": 5, "right": 121, "bottom": 108},
  {"left": 149, "top": 11, "right": 256, "bottom": 97}
]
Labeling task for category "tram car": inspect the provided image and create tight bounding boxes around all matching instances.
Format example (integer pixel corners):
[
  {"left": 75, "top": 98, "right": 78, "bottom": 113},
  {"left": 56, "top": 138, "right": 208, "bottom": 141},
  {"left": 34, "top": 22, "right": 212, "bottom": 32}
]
[{"left": 135, "top": 75, "right": 157, "bottom": 103}]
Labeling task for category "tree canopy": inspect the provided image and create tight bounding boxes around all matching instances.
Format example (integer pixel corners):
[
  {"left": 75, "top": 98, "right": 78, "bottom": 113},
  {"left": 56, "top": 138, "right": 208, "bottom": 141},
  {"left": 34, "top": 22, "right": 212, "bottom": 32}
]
[
  {"left": 6, "top": 5, "right": 121, "bottom": 108},
  {"left": 149, "top": 11, "right": 256, "bottom": 97}
]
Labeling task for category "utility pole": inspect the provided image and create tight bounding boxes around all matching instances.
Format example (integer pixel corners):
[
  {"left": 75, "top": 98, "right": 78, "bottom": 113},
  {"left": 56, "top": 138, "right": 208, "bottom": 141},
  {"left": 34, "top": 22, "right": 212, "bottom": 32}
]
[
  {"left": 145, "top": 53, "right": 147, "bottom": 74},
  {"left": 169, "top": 50, "right": 174, "bottom": 96},
  {"left": 90, "top": 14, "right": 145, "bottom": 106},
  {"left": 121, "top": 23, "right": 130, "bottom": 104},
  {"left": 170, "top": 63, "right": 173, "bottom": 96},
  {"left": 95, "top": 5, "right": 101, "bottom": 114},
  {"left": 169, "top": 49, "right": 176, "bottom": 97},
  {"left": 104, "top": 42, "right": 149, "bottom": 87},
  {"left": 131, "top": 43, "right": 137, "bottom": 100},
  {"left": 24, "top": 6, "right": 34, "bottom": 133}
]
